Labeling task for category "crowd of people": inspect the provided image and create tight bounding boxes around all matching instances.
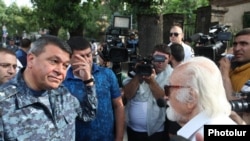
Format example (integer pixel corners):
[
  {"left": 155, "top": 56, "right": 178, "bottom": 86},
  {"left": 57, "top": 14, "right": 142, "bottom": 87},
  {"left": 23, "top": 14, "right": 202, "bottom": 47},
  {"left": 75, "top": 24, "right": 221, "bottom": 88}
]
[{"left": 0, "top": 26, "right": 249, "bottom": 141}]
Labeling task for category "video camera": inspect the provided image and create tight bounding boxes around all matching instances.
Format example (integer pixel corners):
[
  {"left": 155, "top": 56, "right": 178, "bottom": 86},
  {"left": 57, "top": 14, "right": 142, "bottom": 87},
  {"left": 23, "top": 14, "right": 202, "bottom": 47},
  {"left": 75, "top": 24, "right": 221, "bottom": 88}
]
[
  {"left": 99, "top": 15, "right": 131, "bottom": 63},
  {"left": 98, "top": 42, "right": 128, "bottom": 63},
  {"left": 229, "top": 92, "right": 250, "bottom": 113},
  {"left": 128, "top": 54, "right": 166, "bottom": 77},
  {"left": 191, "top": 24, "right": 232, "bottom": 62},
  {"left": 98, "top": 42, "right": 128, "bottom": 88},
  {"left": 99, "top": 15, "right": 132, "bottom": 87}
]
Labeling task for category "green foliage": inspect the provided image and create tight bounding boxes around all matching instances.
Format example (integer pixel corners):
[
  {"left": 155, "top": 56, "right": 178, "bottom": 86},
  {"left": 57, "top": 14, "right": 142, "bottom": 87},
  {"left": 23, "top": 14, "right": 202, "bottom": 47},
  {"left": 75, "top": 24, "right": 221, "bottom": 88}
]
[
  {"left": 0, "top": 0, "right": 39, "bottom": 39},
  {"left": 163, "top": 0, "right": 209, "bottom": 24},
  {"left": 123, "top": 0, "right": 209, "bottom": 23},
  {"left": 0, "top": 0, "right": 7, "bottom": 25},
  {"left": 58, "top": 27, "right": 69, "bottom": 41},
  {"left": 0, "top": 0, "right": 209, "bottom": 40},
  {"left": 123, "top": 0, "right": 165, "bottom": 14},
  {"left": 78, "top": 0, "right": 128, "bottom": 39},
  {"left": 30, "top": 0, "right": 115, "bottom": 38},
  {"left": 3, "top": 3, "right": 28, "bottom": 37}
]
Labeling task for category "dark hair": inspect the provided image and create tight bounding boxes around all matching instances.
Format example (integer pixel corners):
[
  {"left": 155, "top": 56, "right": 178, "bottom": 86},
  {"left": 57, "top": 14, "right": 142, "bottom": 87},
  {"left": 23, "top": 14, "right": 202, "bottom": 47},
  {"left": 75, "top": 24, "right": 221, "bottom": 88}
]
[
  {"left": 169, "top": 43, "right": 184, "bottom": 62},
  {"left": 152, "top": 43, "right": 171, "bottom": 55},
  {"left": 0, "top": 48, "right": 16, "bottom": 57},
  {"left": 235, "top": 28, "right": 250, "bottom": 37},
  {"left": 29, "top": 35, "right": 72, "bottom": 57},
  {"left": 67, "top": 36, "right": 91, "bottom": 51},
  {"left": 20, "top": 38, "right": 31, "bottom": 48}
]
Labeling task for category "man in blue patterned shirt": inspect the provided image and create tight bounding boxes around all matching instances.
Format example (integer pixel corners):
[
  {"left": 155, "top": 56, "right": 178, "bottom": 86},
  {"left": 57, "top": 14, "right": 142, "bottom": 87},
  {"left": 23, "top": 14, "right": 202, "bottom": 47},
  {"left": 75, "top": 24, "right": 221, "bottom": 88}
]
[
  {"left": 0, "top": 35, "right": 97, "bottom": 141},
  {"left": 63, "top": 36, "right": 125, "bottom": 141}
]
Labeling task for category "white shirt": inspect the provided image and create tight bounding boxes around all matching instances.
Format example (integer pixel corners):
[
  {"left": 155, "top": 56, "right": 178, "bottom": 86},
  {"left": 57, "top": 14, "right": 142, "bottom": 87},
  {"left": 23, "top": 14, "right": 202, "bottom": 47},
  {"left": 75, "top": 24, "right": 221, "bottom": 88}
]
[
  {"left": 181, "top": 42, "right": 194, "bottom": 61},
  {"left": 177, "top": 112, "right": 236, "bottom": 141},
  {"left": 16, "top": 59, "right": 23, "bottom": 73},
  {"left": 168, "top": 42, "right": 194, "bottom": 61}
]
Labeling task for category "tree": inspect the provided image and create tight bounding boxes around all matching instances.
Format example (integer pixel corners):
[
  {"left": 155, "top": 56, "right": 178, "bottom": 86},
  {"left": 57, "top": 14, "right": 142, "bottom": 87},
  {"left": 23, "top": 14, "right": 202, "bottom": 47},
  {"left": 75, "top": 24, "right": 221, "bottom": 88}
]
[
  {"left": 0, "top": 1, "right": 39, "bottom": 40},
  {"left": 4, "top": 3, "right": 21, "bottom": 38},
  {"left": 121, "top": 0, "right": 166, "bottom": 56},
  {"left": 14, "top": 0, "right": 208, "bottom": 44},
  {"left": 30, "top": 0, "right": 112, "bottom": 38},
  {"left": 121, "top": 0, "right": 209, "bottom": 56},
  {"left": 31, "top": 0, "right": 84, "bottom": 36},
  {"left": 19, "top": 6, "right": 39, "bottom": 34},
  {"left": 0, "top": 0, "right": 7, "bottom": 25}
]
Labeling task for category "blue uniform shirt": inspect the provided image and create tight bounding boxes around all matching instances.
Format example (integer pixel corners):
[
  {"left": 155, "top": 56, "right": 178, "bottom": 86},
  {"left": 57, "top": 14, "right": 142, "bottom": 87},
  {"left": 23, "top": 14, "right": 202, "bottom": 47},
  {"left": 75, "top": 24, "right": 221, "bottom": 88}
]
[
  {"left": 15, "top": 49, "right": 28, "bottom": 67},
  {"left": 0, "top": 70, "right": 97, "bottom": 141}
]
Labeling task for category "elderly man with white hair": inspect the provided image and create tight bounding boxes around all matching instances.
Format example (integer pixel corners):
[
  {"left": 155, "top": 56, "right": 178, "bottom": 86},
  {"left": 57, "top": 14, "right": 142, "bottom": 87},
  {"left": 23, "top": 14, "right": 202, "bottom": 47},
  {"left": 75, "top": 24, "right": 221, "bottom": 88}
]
[{"left": 165, "top": 56, "right": 236, "bottom": 141}]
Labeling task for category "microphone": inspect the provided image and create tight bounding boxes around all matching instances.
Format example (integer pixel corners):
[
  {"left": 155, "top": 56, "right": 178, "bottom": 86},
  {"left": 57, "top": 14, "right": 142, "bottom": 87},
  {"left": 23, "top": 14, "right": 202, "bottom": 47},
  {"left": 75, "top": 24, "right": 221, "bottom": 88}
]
[{"left": 157, "top": 98, "right": 167, "bottom": 107}]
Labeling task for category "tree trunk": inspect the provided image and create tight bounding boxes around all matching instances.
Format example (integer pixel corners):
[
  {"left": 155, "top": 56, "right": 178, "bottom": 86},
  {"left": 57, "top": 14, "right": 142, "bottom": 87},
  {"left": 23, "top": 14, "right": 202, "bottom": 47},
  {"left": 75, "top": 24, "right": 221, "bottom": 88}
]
[{"left": 137, "top": 14, "right": 163, "bottom": 57}]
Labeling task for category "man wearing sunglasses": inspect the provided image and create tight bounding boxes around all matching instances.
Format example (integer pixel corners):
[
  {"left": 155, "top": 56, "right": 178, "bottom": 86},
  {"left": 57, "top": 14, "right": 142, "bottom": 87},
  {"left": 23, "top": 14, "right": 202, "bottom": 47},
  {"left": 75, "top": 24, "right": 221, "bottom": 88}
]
[
  {"left": 169, "top": 25, "right": 194, "bottom": 61},
  {"left": 123, "top": 43, "right": 173, "bottom": 141},
  {"left": 166, "top": 56, "right": 236, "bottom": 141},
  {"left": 219, "top": 28, "right": 250, "bottom": 124}
]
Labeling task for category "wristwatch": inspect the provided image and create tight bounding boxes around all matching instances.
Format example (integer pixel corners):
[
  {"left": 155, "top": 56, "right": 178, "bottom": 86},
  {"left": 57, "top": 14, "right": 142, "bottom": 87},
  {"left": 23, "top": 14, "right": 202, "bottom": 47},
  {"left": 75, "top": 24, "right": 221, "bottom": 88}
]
[{"left": 83, "top": 76, "right": 94, "bottom": 84}]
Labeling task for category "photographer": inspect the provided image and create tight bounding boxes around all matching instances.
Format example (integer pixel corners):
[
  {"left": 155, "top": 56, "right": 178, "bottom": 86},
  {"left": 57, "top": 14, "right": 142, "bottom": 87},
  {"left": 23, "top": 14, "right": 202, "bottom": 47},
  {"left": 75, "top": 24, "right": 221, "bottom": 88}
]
[
  {"left": 122, "top": 43, "right": 173, "bottom": 141},
  {"left": 219, "top": 28, "right": 250, "bottom": 124}
]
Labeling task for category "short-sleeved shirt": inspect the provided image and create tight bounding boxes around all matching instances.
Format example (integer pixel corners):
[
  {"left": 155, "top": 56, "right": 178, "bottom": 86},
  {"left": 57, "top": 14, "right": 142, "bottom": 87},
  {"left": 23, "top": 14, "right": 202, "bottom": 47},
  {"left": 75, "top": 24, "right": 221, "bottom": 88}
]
[{"left": 63, "top": 63, "right": 121, "bottom": 141}]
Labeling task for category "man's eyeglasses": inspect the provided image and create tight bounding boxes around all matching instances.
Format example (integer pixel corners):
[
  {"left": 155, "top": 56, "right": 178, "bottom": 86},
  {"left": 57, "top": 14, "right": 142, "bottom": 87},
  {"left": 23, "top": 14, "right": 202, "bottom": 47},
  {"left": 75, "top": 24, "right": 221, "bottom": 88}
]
[
  {"left": 169, "top": 32, "right": 180, "bottom": 37},
  {"left": 164, "top": 85, "right": 190, "bottom": 96}
]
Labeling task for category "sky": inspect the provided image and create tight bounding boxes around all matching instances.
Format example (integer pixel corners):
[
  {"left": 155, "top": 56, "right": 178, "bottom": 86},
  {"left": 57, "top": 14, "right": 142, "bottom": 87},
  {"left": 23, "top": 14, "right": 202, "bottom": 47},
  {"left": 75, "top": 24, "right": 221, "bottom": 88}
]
[{"left": 4, "top": 0, "right": 32, "bottom": 7}]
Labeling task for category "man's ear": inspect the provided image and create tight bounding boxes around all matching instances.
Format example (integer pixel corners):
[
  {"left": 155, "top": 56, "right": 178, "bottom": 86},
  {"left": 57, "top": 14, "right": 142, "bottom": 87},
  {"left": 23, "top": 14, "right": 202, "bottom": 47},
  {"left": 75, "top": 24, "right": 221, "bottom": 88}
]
[
  {"left": 186, "top": 88, "right": 198, "bottom": 109},
  {"left": 26, "top": 53, "right": 35, "bottom": 68},
  {"left": 169, "top": 54, "right": 172, "bottom": 60}
]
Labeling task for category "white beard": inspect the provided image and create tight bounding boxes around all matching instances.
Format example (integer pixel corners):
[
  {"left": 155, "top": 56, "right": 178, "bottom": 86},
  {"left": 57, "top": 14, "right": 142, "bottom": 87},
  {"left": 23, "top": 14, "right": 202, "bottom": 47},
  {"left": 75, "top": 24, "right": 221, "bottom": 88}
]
[{"left": 166, "top": 102, "right": 183, "bottom": 122}]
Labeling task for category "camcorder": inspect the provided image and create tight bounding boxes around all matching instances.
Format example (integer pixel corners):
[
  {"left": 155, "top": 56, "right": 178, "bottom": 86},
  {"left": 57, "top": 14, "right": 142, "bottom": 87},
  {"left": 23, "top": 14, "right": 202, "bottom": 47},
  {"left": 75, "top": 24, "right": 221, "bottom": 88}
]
[
  {"left": 98, "top": 42, "right": 128, "bottom": 88},
  {"left": 99, "top": 15, "right": 131, "bottom": 87},
  {"left": 229, "top": 92, "right": 250, "bottom": 113},
  {"left": 128, "top": 54, "right": 166, "bottom": 77},
  {"left": 190, "top": 24, "right": 232, "bottom": 63},
  {"left": 98, "top": 42, "right": 128, "bottom": 63}
]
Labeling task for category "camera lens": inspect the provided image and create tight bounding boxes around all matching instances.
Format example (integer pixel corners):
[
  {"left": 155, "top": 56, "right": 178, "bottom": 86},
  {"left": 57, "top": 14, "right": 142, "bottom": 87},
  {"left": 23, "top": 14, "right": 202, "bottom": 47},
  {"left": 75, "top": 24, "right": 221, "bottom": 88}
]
[
  {"left": 136, "top": 64, "right": 153, "bottom": 76},
  {"left": 229, "top": 99, "right": 250, "bottom": 113}
]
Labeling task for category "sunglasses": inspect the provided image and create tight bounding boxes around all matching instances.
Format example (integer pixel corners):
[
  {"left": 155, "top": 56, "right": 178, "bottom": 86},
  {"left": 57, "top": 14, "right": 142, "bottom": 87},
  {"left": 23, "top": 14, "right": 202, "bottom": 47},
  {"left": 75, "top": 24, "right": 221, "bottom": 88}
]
[
  {"left": 169, "top": 32, "right": 180, "bottom": 37},
  {"left": 164, "top": 85, "right": 190, "bottom": 96}
]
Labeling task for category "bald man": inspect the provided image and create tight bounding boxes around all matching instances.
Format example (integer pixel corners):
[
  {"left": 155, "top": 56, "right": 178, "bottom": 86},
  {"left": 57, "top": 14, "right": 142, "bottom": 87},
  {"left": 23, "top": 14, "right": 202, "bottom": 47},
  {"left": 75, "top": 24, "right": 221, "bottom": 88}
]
[{"left": 169, "top": 25, "right": 194, "bottom": 61}]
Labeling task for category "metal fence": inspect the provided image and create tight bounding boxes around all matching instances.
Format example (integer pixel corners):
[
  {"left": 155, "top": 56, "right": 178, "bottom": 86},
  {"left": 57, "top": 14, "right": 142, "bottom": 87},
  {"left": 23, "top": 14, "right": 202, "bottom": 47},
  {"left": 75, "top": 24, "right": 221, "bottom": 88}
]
[{"left": 183, "top": 23, "right": 196, "bottom": 42}]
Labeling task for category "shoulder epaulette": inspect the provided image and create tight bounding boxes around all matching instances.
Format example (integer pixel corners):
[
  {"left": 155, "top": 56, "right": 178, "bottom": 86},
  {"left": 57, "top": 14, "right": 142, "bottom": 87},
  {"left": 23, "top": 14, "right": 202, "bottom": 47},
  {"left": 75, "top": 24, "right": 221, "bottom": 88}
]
[{"left": 0, "top": 85, "right": 18, "bottom": 102}]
